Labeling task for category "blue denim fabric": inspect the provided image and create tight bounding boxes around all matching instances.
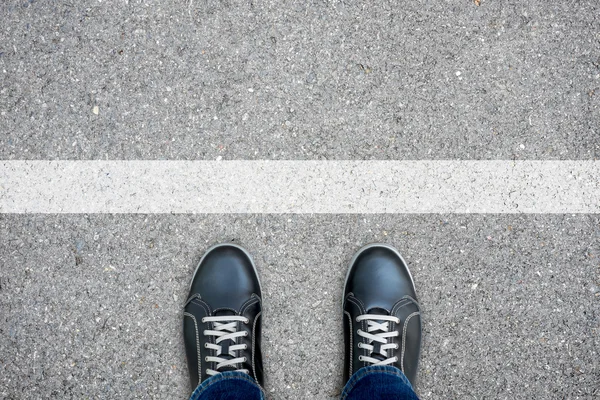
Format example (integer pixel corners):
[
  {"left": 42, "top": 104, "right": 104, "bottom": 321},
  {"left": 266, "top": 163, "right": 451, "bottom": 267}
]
[
  {"left": 188, "top": 371, "right": 264, "bottom": 400},
  {"left": 188, "top": 366, "right": 417, "bottom": 400},
  {"left": 340, "top": 365, "right": 420, "bottom": 400}
]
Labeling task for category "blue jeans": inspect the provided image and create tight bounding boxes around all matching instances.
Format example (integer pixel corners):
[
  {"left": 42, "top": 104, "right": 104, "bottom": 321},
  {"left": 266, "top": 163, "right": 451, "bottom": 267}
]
[{"left": 189, "top": 366, "right": 419, "bottom": 400}]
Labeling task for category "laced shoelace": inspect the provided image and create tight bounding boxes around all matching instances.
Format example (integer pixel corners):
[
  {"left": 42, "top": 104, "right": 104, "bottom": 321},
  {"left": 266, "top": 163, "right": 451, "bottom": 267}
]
[
  {"left": 202, "top": 315, "right": 249, "bottom": 376},
  {"left": 356, "top": 314, "right": 400, "bottom": 366}
]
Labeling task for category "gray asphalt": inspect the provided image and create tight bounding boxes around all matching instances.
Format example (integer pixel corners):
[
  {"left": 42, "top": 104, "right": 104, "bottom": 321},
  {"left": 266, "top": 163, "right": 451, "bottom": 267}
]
[
  {"left": 1, "top": 215, "right": 599, "bottom": 399},
  {"left": 1, "top": 0, "right": 599, "bottom": 160},
  {"left": 1, "top": 0, "right": 600, "bottom": 399}
]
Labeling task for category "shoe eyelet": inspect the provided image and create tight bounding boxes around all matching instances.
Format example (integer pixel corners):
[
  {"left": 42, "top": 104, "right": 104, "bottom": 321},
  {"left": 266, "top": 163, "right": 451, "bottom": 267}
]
[
  {"left": 244, "top": 331, "right": 249, "bottom": 337},
  {"left": 395, "top": 344, "right": 399, "bottom": 349},
  {"left": 243, "top": 344, "right": 248, "bottom": 349},
  {"left": 201, "top": 318, "right": 206, "bottom": 323},
  {"left": 204, "top": 356, "right": 209, "bottom": 362},
  {"left": 243, "top": 318, "right": 250, "bottom": 324},
  {"left": 242, "top": 357, "right": 247, "bottom": 362},
  {"left": 357, "top": 343, "right": 363, "bottom": 349},
  {"left": 204, "top": 343, "right": 208, "bottom": 348},
  {"left": 358, "top": 356, "right": 364, "bottom": 361}
]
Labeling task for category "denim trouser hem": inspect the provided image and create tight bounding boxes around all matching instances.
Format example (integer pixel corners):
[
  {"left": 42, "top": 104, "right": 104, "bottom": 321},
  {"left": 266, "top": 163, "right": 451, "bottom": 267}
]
[
  {"left": 340, "top": 365, "right": 419, "bottom": 400},
  {"left": 188, "top": 366, "right": 417, "bottom": 400},
  {"left": 189, "top": 371, "right": 264, "bottom": 400}
]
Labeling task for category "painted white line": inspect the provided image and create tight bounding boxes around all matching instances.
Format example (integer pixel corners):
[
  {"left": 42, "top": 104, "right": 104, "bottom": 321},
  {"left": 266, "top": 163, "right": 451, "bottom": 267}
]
[{"left": 0, "top": 161, "right": 598, "bottom": 213}]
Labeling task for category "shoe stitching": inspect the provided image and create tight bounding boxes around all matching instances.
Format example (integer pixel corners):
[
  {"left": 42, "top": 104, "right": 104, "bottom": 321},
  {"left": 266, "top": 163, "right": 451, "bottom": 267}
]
[
  {"left": 191, "top": 297, "right": 215, "bottom": 375},
  {"left": 344, "top": 310, "right": 353, "bottom": 380},
  {"left": 183, "top": 311, "right": 201, "bottom": 382},
  {"left": 240, "top": 296, "right": 260, "bottom": 314},
  {"left": 346, "top": 296, "right": 367, "bottom": 368},
  {"left": 391, "top": 298, "right": 411, "bottom": 316},
  {"left": 405, "top": 295, "right": 421, "bottom": 311},
  {"left": 239, "top": 297, "right": 260, "bottom": 372},
  {"left": 252, "top": 311, "right": 262, "bottom": 382},
  {"left": 401, "top": 311, "right": 420, "bottom": 373},
  {"left": 346, "top": 294, "right": 367, "bottom": 314},
  {"left": 391, "top": 318, "right": 396, "bottom": 361},
  {"left": 391, "top": 295, "right": 420, "bottom": 315},
  {"left": 391, "top": 295, "right": 421, "bottom": 364},
  {"left": 390, "top": 296, "right": 413, "bottom": 361},
  {"left": 192, "top": 301, "right": 216, "bottom": 378},
  {"left": 190, "top": 298, "right": 211, "bottom": 317},
  {"left": 346, "top": 296, "right": 368, "bottom": 369},
  {"left": 239, "top": 295, "right": 259, "bottom": 314},
  {"left": 244, "top": 295, "right": 263, "bottom": 390},
  {"left": 185, "top": 293, "right": 202, "bottom": 307}
]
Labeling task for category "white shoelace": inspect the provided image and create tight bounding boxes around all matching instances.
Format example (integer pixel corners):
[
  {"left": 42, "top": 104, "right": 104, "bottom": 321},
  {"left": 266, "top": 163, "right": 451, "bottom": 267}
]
[
  {"left": 356, "top": 314, "right": 400, "bottom": 366},
  {"left": 202, "top": 315, "right": 249, "bottom": 376}
]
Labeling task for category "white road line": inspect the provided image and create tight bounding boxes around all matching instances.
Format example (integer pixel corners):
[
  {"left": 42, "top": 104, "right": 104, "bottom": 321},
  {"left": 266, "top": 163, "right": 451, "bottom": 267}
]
[{"left": 0, "top": 161, "right": 598, "bottom": 213}]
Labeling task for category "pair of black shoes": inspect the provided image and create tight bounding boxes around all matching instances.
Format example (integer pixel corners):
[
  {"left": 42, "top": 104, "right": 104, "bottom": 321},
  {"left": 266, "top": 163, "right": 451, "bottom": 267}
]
[{"left": 183, "top": 243, "right": 422, "bottom": 391}]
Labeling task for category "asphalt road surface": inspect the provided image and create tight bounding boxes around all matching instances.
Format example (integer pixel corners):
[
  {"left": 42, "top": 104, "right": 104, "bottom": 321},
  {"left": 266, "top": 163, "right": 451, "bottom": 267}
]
[{"left": 1, "top": 1, "right": 599, "bottom": 399}]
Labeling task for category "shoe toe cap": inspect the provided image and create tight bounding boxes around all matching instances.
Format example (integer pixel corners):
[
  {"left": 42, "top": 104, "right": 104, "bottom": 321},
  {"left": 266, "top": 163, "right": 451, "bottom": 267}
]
[
  {"left": 188, "top": 244, "right": 261, "bottom": 311},
  {"left": 345, "top": 245, "right": 417, "bottom": 311}
]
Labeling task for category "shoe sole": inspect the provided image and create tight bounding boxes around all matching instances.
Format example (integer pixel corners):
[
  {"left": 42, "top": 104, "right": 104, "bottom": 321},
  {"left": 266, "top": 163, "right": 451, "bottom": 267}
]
[
  {"left": 342, "top": 243, "right": 416, "bottom": 307},
  {"left": 189, "top": 242, "right": 263, "bottom": 294}
]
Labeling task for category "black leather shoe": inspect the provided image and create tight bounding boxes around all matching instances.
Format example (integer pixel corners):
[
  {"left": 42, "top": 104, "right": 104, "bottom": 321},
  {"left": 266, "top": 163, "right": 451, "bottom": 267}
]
[
  {"left": 343, "top": 244, "right": 422, "bottom": 386},
  {"left": 183, "top": 244, "right": 264, "bottom": 390}
]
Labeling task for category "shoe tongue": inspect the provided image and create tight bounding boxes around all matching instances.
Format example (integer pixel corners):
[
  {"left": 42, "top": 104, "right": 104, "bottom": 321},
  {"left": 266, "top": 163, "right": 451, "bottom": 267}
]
[
  {"left": 213, "top": 309, "right": 237, "bottom": 317},
  {"left": 368, "top": 307, "right": 390, "bottom": 318},
  {"left": 366, "top": 308, "right": 391, "bottom": 362}
]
